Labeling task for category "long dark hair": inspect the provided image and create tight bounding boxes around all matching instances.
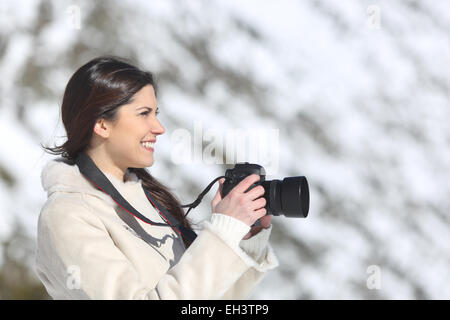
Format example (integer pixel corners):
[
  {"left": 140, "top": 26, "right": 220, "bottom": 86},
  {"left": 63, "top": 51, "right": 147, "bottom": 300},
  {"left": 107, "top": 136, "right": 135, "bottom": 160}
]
[{"left": 43, "top": 55, "right": 193, "bottom": 248}]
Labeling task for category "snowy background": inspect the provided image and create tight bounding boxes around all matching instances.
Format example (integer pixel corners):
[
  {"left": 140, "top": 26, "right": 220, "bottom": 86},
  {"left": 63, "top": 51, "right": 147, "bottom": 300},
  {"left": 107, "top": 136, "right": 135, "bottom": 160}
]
[{"left": 0, "top": 0, "right": 449, "bottom": 299}]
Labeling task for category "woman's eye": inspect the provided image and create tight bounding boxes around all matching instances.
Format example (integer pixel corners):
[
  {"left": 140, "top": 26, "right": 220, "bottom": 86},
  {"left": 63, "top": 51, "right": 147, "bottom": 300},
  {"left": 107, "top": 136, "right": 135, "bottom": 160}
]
[{"left": 139, "top": 109, "right": 159, "bottom": 117}]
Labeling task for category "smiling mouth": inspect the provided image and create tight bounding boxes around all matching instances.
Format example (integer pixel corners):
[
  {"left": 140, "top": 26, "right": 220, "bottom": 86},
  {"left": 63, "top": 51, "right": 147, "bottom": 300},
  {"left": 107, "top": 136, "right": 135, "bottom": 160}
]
[{"left": 141, "top": 141, "right": 154, "bottom": 151}]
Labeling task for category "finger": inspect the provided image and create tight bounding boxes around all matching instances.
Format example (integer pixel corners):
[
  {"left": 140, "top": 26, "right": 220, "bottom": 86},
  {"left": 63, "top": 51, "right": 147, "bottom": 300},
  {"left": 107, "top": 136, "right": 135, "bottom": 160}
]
[
  {"left": 251, "top": 197, "right": 266, "bottom": 211},
  {"left": 243, "top": 226, "right": 264, "bottom": 239},
  {"left": 243, "top": 229, "right": 256, "bottom": 240},
  {"left": 212, "top": 186, "right": 222, "bottom": 202},
  {"left": 211, "top": 179, "right": 224, "bottom": 209},
  {"left": 218, "top": 178, "right": 225, "bottom": 194},
  {"left": 253, "top": 207, "right": 267, "bottom": 220},
  {"left": 233, "top": 174, "right": 260, "bottom": 194},
  {"left": 259, "top": 214, "right": 272, "bottom": 228},
  {"left": 245, "top": 185, "right": 265, "bottom": 200}
]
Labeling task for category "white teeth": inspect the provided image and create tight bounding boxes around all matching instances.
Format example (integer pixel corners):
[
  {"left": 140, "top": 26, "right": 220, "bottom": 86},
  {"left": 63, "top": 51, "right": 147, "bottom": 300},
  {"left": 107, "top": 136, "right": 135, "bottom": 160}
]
[{"left": 141, "top": 142, "right": 154, "bottom": 149}]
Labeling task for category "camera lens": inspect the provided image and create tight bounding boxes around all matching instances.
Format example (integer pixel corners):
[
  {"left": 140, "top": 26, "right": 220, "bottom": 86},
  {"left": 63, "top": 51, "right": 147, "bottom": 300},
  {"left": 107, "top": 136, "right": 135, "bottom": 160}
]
[{"left": 262, "top": 176, "right": 309, "bottom": 218}]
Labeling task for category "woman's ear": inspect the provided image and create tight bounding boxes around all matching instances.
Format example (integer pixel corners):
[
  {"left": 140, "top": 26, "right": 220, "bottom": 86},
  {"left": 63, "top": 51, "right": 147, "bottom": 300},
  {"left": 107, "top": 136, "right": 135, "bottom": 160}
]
[{"left": 93, "top": 118, "right": 110, "bottom": 138}]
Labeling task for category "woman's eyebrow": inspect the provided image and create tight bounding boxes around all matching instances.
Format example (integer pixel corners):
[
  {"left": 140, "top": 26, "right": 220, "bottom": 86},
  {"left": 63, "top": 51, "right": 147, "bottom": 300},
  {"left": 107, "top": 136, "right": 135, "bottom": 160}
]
[{"left": 136, "top": 106, "right": 157, "bottom": 110}]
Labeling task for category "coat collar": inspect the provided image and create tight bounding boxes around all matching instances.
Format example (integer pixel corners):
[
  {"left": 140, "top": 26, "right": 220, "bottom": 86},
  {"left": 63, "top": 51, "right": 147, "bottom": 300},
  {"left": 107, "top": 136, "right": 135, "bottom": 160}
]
[{"left": 41, "top": 157, "right": 142, "bottom": 206}]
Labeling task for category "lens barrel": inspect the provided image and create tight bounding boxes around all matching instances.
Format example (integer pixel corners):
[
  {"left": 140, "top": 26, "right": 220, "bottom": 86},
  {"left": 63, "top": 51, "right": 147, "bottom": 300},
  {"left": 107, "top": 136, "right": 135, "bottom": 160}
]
[{"left": 263, "top": 176, "right": 309, "bottom": 218}]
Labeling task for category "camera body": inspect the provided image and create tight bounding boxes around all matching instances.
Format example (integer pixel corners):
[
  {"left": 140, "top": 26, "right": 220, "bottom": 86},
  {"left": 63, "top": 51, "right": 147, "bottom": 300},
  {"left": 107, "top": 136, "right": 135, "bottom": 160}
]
[{"left": 222, "top": 162, "right": 309, "bottom": 218}]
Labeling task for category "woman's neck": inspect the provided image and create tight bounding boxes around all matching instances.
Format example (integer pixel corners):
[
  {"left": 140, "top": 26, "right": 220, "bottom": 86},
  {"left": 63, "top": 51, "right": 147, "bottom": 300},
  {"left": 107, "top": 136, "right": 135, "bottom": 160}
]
[{"left": 85, "top": 147, "right": 127, "bottom": 183}]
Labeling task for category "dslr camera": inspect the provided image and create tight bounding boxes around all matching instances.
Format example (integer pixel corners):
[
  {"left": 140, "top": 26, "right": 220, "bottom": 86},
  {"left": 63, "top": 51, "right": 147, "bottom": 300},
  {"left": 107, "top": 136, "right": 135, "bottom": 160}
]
[{"left": 221, "top": 162, "right": 309, "bottom": 218}]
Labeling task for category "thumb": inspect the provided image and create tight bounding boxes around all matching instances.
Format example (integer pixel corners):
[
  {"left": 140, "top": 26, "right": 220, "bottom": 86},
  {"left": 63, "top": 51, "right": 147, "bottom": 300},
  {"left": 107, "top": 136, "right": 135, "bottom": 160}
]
[{"left": 211, "top": 178, "right": 225, "bottom": 211}]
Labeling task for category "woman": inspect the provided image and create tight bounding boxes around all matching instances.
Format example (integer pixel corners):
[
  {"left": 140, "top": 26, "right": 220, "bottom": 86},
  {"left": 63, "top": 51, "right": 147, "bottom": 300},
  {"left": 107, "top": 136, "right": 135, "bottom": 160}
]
[{"left": 36, "top": 55, "right": 278, "bottom": 299}]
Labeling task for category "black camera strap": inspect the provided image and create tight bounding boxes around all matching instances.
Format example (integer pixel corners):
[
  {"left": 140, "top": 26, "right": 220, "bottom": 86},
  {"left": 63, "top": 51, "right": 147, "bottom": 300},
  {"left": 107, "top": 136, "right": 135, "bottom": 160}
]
[{"left": 75, "top": 152, "right": 197, "bottom": 244}]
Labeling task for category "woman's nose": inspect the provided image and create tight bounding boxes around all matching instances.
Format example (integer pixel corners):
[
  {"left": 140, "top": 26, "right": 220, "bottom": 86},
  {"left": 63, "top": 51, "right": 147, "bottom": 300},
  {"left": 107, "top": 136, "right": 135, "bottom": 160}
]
[{"left": 152, "top": 118, "right": 165, "bottom": 135}]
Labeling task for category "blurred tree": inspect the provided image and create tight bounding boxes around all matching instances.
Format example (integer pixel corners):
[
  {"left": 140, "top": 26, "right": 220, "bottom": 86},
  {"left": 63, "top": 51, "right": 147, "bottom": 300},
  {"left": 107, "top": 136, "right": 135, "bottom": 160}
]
[
  {"left": 0, "top": 220, "right": 50, "bottom": 299},
  {"left": 1, "top": 0, "right": 449, "bottom": 299}
]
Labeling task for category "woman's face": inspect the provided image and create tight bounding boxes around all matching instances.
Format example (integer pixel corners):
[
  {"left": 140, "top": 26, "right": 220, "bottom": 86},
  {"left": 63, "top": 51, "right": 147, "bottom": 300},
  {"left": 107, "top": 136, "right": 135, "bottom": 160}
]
[{"left": 101, "top": 84, "right": 165, "bottom": 170}]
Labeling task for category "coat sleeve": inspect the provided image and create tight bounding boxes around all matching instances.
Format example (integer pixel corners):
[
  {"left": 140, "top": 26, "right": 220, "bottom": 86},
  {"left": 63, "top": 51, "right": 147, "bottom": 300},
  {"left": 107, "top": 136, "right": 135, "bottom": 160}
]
[
  {"left": 35, "top": 195, "right": 258, "bottom": 300},
  {"left": 205, "top": 215, "right": 279, "bottom": 299},
  {"left": 219, "top": 244, "right": 278, "bottom": 299}
]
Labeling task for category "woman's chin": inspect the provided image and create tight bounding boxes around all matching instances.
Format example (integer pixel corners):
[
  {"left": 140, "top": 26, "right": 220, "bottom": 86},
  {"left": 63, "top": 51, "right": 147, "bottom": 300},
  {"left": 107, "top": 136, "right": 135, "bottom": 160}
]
[
  {"left": 131, "top": 157, "right": 154, "bottom": 169},
  {"left": 143, "top": 157, "right": 155, "bottom": 168}
]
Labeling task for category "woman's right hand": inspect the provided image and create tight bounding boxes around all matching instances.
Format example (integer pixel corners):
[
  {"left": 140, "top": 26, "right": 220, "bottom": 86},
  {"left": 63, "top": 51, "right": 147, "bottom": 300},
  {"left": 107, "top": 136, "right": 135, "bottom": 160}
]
[{"left": 211, "top": 174, "right": 267, "bottom": 227}]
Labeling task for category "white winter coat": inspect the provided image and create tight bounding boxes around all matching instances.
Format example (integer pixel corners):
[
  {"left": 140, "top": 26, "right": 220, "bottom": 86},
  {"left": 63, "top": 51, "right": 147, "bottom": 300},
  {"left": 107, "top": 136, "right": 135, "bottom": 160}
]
[{"left": 35, "top": 158, "right": 278, "bottom": 299}]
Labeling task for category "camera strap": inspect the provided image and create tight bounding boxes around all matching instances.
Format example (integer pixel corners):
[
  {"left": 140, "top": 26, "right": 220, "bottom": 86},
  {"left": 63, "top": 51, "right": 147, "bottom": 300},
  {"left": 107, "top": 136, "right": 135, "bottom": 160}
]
[{"left": 75, "top": 152, "right": 197, "bottom": 244}]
